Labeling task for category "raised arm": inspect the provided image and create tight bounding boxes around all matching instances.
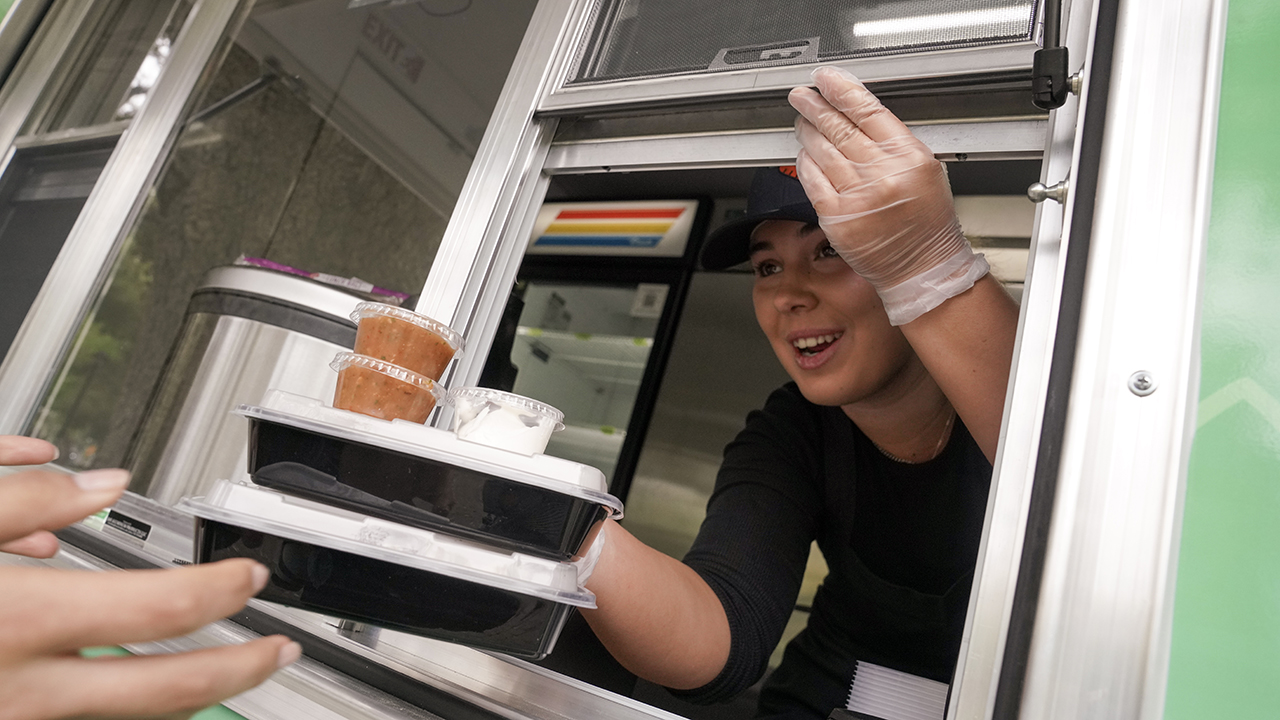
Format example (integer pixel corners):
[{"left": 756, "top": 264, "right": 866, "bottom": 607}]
[{"left": 788, "top": 66, "right": 1018, "bottom": 462}]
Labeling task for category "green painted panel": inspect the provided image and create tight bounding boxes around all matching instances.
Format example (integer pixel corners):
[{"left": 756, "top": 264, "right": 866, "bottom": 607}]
[
  {"left": 1165, "top": 0, "right": 1280, "bottom": 718},
  {"left": 77, "top": 647, "right": 247, "bottom": 719}
]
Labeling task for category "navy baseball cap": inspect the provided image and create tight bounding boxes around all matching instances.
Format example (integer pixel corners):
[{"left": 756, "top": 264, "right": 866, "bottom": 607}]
[{"left": 699, "top": 166, "right": 819, "bottom": 270}]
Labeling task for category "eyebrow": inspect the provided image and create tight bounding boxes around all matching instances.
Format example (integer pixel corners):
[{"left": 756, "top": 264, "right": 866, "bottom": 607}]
[
  {"left": 747, "top": 223, "right": 823, "bottom": 257},
  {"left": 747, "top": 238, "right": 773, "bottom": 257}
]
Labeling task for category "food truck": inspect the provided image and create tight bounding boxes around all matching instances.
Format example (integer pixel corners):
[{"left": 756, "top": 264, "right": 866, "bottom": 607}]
[{"left": 0, "top": 0, "right": 1275, "bottom": 717}]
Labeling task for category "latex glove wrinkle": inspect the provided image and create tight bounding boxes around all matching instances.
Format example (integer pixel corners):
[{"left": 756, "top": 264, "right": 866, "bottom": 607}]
[{"left": 788, "top": 66, "right": 988, "bottom": 325}]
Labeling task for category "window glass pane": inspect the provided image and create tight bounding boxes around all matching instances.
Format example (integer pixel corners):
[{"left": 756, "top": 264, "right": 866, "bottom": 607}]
[
  {"left": 30, "top": 0, "right": 538, "bottom": 491},
  {"left": 507, "top": 281, "right": 662, "bottom": 485},
  {"left": 24, "top": 0, "right": 191, "bottom": 134},
  {"left": 0, "top": 140, "right": 115, "bottom": 361},
  {"left": 572, "top": 0, "right": 1038, "bottom": 85}
]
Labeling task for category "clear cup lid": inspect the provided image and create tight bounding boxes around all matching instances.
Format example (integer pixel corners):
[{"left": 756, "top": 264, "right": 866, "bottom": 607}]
[
  {"left": 450, "top": 387, "right": 565, "bottom": 431},
  {"left": 179, "top": 480, "right": 595, "bottom": 608},
  {"left": 329, "top": 352, "right": 446, "bottom": 402},
  {"left": 350, "top": 302, "right": 465, "bottom": 357}
]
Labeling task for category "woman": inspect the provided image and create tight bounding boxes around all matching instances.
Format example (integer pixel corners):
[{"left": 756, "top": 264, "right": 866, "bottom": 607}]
[{"left": 577, "top": 67, "right": 1019, "bottom": 719}]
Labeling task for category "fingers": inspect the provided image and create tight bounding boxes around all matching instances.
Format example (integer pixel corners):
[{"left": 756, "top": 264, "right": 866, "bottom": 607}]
[
  {"left": 810, "top": 66, "right": 914, "bottom": 142},
  {"left": 794, "top": 147, "right": 839, "bottom": 209},
  {"left": 0, "top": 435, "right": 58, "bottom": 466},
  {"left": 0, "top": 468, "right": 129, "bottom": 545},
  {"left": 789, "top": 86, "right": 880, "bottom": 162},
  {"left": 0, "top": 635, "right": 299, "bottom": 720},
  {"left": 0, "top": 559, "right": 270, "bottom": 657},
  {"left": 0, "top": 530, "right": 60, "bottom": 559}
]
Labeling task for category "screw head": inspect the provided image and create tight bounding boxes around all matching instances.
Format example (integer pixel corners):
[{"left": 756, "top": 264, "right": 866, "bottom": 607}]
[{"left": 1128, "top": 371, "right": 1157, "bottom": 396}]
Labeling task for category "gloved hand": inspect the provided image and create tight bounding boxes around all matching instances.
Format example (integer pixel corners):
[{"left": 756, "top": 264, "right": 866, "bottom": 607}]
[{"left": 788, "top": 66, "right": 989, "bottom": 325}]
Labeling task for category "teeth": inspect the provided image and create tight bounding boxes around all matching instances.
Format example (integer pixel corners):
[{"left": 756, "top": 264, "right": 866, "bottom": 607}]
[{"left": 792, "top": 332, "right": 842, "bottom": 350}]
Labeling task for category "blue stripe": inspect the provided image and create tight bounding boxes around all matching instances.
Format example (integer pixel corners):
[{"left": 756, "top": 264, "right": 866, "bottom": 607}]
[{"left": 534, "top": 235, "right": 663, "bottom": 247}]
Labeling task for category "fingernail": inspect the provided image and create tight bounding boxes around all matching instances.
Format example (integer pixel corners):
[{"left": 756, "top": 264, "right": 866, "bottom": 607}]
[
  {"left": 251, "top": 563, "right": 270, "bottom": 593},
  {"left": 50, "top": 445, "right": 59, "bottom": 461},
  {"left": 73, "top": 469, "right": 130, "bottom": 492},
  {"left": 277, "top": 641, "right": 302, "bottom": 669}
]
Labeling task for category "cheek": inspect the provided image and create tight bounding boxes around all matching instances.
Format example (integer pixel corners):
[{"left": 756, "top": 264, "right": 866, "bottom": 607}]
[
  {"left": 752, "top": 290, "right": 797, "bottom": 360},
  {"left": 751, "top": 288, "right": 775, "bottom": 336}
]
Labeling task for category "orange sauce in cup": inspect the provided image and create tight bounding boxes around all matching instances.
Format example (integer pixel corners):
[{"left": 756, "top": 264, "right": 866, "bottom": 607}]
[
  {"left": 354, "top": 314, "right": 457, "bottom": 381},
  {"left": 333, "top": 362, "right": 439, "bottom": 423}
]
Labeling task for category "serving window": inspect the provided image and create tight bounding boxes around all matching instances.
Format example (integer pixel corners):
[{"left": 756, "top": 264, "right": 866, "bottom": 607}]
[{"left": 0, "top": 0, "right": 1216, "bottom": 718}]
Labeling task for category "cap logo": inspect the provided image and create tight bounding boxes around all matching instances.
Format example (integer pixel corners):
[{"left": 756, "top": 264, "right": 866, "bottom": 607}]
[{"left": 778, "top": 166, "right": 798, "bottom": 178}]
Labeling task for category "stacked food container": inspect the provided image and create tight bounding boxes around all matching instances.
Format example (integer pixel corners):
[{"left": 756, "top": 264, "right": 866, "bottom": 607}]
[{"left": 176, "top": 303, "right": 622, "bottom": 659}]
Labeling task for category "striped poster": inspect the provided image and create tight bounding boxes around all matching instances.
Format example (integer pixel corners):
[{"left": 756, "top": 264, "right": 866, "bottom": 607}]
[
  {"left": 534, "top": 206, "right": 686, "bottom": 248},
  {"left": 526, "top": 200, "right": 699, "bottom": 257}
]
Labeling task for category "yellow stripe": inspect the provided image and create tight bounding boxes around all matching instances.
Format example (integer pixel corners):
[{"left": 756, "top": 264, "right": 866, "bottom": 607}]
[{"left": 544, "top": 221, "right": 673, "bottom": 234}]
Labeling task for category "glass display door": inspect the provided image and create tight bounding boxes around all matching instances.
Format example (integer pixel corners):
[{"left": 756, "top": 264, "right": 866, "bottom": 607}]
[{"left": 506, "top": 279, "right": 664, "bottom": 485}]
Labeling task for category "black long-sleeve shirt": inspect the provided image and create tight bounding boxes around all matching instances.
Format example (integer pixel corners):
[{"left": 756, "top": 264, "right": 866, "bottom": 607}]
[{"left": 677, "top": 383, "right": 992, "bottom": 718}]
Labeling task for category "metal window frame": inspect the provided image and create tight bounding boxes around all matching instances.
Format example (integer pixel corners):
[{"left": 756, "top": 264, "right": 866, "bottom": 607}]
[
  {"left": 948, "top": 0, "right": 1098, "bottom": 713},
  {"left": 0, "top": 0, "right": 54, "bottom": 86},
  {"left": 536, "top": 0, "right": 1046, "bottom": 113},
  {"left": 0, "top": 0, "right": 96, "bottom": 177},
  {"left": 0, "top": 0, "right": 254, "bottom": 434},
  {"left": 411, "top": 0, "right": 581, "bottom": 408},
  {"left": 1003, "top": 0, "right": 1226, "bottom": 718}
]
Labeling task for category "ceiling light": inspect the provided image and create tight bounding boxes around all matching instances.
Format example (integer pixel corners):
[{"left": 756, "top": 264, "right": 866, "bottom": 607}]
[{"left": 852, "top": 6, "right": 1031, "bottom": 37}]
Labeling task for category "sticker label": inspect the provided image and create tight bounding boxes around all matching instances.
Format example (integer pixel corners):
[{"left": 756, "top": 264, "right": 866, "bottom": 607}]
[{"left": 104, "top": 510, "right": 152, "bottom": 542}]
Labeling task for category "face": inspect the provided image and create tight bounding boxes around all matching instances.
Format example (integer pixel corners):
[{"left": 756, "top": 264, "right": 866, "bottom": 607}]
[{"left": 749, "top": 220, "right": 916, "bottom": 408}]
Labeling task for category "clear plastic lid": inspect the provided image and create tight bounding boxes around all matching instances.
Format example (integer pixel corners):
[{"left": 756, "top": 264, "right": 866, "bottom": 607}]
[
  {"left": 179, "top": 480, "right": 595, "bottom": 608},
  {"left": 329, "top": 352, "right": 445, "bottom": 401},
  {"left": 350, "top": 302, "right": 465, "bottom": 357},
  {"left": 450, "top": 387, "right": 565, "bottom": 430},
  {"left": 237, "top": 391, "right": 622, "bottom": 517}
]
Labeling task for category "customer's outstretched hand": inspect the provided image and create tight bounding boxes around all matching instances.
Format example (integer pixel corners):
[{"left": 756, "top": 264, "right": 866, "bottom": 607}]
[{"left": 0, "top": 435, "right": 300, "bottom": 720}]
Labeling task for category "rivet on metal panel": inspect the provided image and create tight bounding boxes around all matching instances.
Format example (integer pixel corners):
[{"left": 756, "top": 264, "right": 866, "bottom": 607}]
[
  {"left": 1128, "top": 371, "right": 1157, "bottom": 397},
  {"left": 1028, "top": 179, "right": 1071, "bottom": 204}
]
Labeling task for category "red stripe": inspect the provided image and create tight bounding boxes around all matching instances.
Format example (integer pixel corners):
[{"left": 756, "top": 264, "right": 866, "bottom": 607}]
[{"left": 555, "top": 208, "right": 684, "bottom": 220}]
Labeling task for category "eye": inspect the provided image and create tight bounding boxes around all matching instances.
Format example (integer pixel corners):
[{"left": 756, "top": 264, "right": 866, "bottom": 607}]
[
  {"left": 817, "top": 241, "right": 840, "bottom": 260},
  {"left": 752, "top": 259, "right": 781, "bottom": 278}
]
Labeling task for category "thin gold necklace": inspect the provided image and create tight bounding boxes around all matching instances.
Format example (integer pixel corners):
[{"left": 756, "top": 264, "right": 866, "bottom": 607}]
[{"left": 871, "top": 411, "right": 955, "bottom": 464}]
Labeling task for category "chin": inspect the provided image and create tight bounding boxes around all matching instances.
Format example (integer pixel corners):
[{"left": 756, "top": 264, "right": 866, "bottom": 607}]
[{"left": 789, "top": 373, "right": 863, "bottom": 408}]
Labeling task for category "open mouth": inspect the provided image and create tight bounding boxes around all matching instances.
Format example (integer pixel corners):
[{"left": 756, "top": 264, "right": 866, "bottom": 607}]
[{"left": 792, "top": 332, "right": 843, "bottom": 357}]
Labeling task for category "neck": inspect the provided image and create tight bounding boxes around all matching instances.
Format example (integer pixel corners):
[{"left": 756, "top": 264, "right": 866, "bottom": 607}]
[{"left": 841, "top": 356, "right": 955, "bottom": 463}]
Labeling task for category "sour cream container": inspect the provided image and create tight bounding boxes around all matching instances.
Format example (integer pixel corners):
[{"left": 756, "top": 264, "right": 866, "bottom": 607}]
[
  {"left": 349, "top": 302, "right": 463, "bottom": 382},
  {"left": 179, "top": 479, "right": 593, "bottom": 659},
  {"left": 449, "top": 387, "right": 564, "bottom": 455}
]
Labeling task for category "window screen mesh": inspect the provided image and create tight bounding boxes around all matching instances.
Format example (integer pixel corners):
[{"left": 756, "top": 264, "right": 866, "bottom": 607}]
[{"left": 570, "top": 0, "right": 1039, "bottom": 85}]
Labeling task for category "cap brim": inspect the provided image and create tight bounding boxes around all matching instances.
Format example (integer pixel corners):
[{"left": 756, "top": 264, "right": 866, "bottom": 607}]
[{"left": 699, "top": 202, "right": 820, "bottom": 271}]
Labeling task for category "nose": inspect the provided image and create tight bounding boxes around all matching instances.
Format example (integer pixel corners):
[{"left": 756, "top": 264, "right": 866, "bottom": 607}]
[{"left": 772, "top": 268, "right": 817, "bottom": 313}]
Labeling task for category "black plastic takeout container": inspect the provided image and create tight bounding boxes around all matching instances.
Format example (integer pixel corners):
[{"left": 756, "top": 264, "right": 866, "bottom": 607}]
[
  {"left": 237, "top": 391, "right": 623, "bottom": 561},
  {"left": 180, "top": 480, "right": 594, "bottom": 659}
]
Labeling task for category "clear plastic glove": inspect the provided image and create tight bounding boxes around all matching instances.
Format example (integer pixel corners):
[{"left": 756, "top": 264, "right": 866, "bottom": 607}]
[
  {"left": 0, "top": 435, "right": 300, "bottom": 719},
  {"left": 573, "top": 521, "right": 606, "bottom": 587},
  {"left": 788, "top": 66, "right": 988, "bottom": 325}
]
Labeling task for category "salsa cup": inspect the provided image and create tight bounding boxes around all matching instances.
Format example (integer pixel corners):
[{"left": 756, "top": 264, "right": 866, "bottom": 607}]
[
  {"left": 330, "top": 352, "right": 443, "bottom": 423},
  {"left": 350, "top": 302, "right": 463, "bottom": 382}
]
